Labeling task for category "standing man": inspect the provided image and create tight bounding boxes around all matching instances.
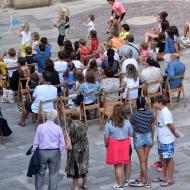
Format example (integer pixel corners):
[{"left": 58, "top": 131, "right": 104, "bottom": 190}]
[{"left": 32, "top": 109, "right": 65, "bottom": 190}]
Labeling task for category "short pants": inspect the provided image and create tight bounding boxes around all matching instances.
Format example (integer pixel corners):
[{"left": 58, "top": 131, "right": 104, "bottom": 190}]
[
  {"left": 133, "top": 132, "right": 153, "bottom": 150},
  {"left": 57, "top": 34, "right": 65, "bottom": 46},
  {"left": 115, "top": 12, "right": 126, "bottom": 21},
  {"left": 158, "top": 141, "right": 175, "bottom": 159}
]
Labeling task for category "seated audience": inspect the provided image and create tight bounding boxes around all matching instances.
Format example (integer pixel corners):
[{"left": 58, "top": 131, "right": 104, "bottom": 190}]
[
  {"left": 102, "top": 48, "right": 119, "bottom": 74},
  {"left": 121, "top": 49, "right": 139, "bottom": 74},
  {"left": 122, "top": 64, "right": 139, "bottom": 100},
  {"left": 100, "top": 67, "right": 120, "bottom": 99},
  {"left": 164, "top": 54, "right": 185, "bottom": 89},
  {"left": 140, "top": 57, "right": 162, "bottom": 94},
  {"left": 119, "top": 34, "right": 140, "bottom": 60},
  {"left": 34, "top": 44, "right": 50, "bottom": 73},
  {"left": 18, "top": 71, "right": 57, "bottom": 126},
  {"left": 110, "top": 28, "right": 125, "bottom": 50}
]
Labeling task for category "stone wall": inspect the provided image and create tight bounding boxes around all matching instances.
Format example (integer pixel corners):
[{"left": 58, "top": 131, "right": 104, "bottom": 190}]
[{"left": 13, "top": 0, "right": 51, "bottom": 9}]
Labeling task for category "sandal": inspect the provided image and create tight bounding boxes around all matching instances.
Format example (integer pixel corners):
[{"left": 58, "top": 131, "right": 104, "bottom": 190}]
[
  {"left": 160, "top": 181, "right": 175, "bottom": 187},
  {"left": 129, "top": 179, "right": 144, "bottom": 187},
  {"left": 152, "top": 177, "right": 167, "bottom": 182},
  {"left": 80, "top": 185, "right": 88, "bottom": 190}
]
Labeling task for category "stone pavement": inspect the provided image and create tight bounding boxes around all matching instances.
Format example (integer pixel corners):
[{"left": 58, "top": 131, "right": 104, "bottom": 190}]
[{"left": 1, "top": 0, "right": 190, "bottom": 190}]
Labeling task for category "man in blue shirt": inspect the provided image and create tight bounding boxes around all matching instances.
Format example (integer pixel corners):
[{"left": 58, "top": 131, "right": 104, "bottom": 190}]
[
  {"left": 164, "top": 54, "right": 185, "bottom": 89},
  {"left": 34, "top": 44, "right": 50, "bottom": 73}
]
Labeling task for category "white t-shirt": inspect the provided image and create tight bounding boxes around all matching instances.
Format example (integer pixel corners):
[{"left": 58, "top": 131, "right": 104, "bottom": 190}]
[
  {"left": 72, "top": 60, "right": 83, "bottom": 69},
  {"left": 103, "top": 48, "right": 120, "bottom": 61},
  {"left": 122, "top": 58, "right": 139, "bottom": 74},
  {"left": 123, "top": 77, "right": 139, "bottom": 99},
  {"left": 88, "top": 21, "right": 95, "bottom": 33},
  {"left": 31, "top": 84, "right": 57, "bottom": 114},
  {"left": 157, "top": 107, "right": 175, "bottom": 144},
  {"left": 4, "top": 58, "right": 18, "bottom": 77},
  {"left": 54, "top": 60, "right": 67, "bottom": 83},
  {"left": 140, "top": 66, "right": 161, "bottom": 94},
  {"left": 21, "top": 31, "right": 31, "bottom": 45}
]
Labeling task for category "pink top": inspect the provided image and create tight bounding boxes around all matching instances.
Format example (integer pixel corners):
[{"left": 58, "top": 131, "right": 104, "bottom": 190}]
[
  {"left": 112, "top": 1, "right": 126, "bottom": 16},
  {"left": 140, "top": 50, "right": 150, "bottom": 59}
]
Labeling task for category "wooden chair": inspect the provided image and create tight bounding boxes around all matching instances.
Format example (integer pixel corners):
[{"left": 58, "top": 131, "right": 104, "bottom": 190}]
[
  {"left": 164, "top": 75, "right": 186, "bottom": 107},
  {"left": 36, "top": 97, "right": 59, "bottom": 127},
  {"left": 82, "top": 92, "right": 101, "bottom": 128},
  {"left": 125, "top": 85, "right": 145, "bottom": 113},
  {"left": 99, "top": 88, "right": 123, "bottom": 129},
  {"left": 57, "top": 95, "right": 80, "bottom": 128},
  {"left": 144, "top": 80, "right": 163, "bottom": 110}
]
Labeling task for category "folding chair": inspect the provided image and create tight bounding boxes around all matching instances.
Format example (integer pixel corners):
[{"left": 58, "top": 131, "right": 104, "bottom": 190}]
[
  {"left": 164, "top": 75, "right": 186, "bottom": 107},
  {"left": 125, "top": 85, "right": 145, "bottom": 113},
  {"left": 36, "top": 98, "right": 59, "bottom": 127},
  {"left": 144, "top": 80, "right": 163, "bottom": 111},
  {"left": 99, "top": 88, "right": 123, "bottom": 129},
  {"left": 82, "top": 92, "right": 101, "bottom": 128}
]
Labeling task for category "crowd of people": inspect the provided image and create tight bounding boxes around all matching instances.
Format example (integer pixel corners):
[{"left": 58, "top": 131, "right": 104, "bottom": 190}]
[{"left": 0, "top": 0, "right": 188, "bottom": 189}]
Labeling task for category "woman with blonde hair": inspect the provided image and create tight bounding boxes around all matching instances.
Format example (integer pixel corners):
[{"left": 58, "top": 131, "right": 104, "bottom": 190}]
[{"left": 104, "top": 104, "right": 133, "bottom": 190}]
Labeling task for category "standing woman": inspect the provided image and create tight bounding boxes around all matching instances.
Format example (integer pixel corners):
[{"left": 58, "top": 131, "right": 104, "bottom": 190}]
[
  {"left": 129, "top": 97, "right": 155, "bottom": 188},
  {"left": 104, "top": 104, "right": 133, "bottom": 190},
  {"left": 65, "top": 108, "right": 89, "bottom": 190}
]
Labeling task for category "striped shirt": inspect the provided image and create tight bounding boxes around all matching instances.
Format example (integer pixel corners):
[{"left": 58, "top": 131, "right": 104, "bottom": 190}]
[{"left": 130, "top": 110, "right": 155, "bottom": 133}]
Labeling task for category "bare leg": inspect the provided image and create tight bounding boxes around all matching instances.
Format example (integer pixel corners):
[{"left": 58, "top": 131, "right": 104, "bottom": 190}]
[
  {"left": 18, "top": 109, "right": 29, "bottom": 126},
  {"left": 114, "top": 164, "right": 123, "bottom": 186},
  {"left": 124, "top": 158, "right": 131, "bottom": 182},
  {"left": 184, "top": 23, "right": 190, "bottom": 37},
  {"left": 72, "top": 178, "right": 79, "bottom": 190},
  {"left": 167, "top": 158, "right": 174, "bottom": 182},
  {"left": 136, "top": 147, "right": 150, "bottom": 184},
  {"left": 162, "top": 159, "right": 168, "bottom": 180},
  {"left": 82, "top": 174, "right": 88, "bottom": 188}
]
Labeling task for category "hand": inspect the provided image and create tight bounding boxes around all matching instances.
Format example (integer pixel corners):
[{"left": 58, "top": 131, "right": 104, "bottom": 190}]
[{"left": 174, "top": 132, "right": 180, "bottom": 138}]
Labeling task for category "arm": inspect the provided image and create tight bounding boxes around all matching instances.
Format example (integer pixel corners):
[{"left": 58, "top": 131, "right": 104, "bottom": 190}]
[
  {"left": 165, "top": 63, "right": 175, "bottom": 78},
  {"left": 104, "top": 135, "right": 109, "bottom": 148},
  {"left": 167, "top": 123, "right": 180, "bottom": 138},
  {"left": 53, "top": 17, "right": 61, "bottom": 28},
  {"left": 150, "top": 123, "right": 155, "bottom": 142},
  {"left": 59, "top": 129, "right": 65, "bottom": 153},
  {"left": 32, "top": 127, "right": 40, "bottom": 152}
]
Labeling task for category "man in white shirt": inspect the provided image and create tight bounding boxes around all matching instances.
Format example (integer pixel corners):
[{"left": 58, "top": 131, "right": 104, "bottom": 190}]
[
  {"left": 121, "top": 49, "right": 139, "bottom": 74},
  {"left": 54, "top": 51, "right": 67, "bottom": 83},
  {"left": 18, "top": 71, "right": 57, "bottom": 127},
  {"left": 140, "top": 58, "right": 161, "bottom": 94}
]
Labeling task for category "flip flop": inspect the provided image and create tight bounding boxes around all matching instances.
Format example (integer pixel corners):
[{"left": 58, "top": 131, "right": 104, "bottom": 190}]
[{"left": 160, "top": 181, "right": 175, "bottom": 187}]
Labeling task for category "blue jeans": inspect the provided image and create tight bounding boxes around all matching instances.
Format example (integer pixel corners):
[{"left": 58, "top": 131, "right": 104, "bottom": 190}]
[{"left": 133, "top": 132, "right": 153, "bottom": 150}]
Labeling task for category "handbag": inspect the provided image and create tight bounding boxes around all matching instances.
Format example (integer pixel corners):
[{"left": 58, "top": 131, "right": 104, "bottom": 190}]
[
  {"left": 0, "top": 109, "right": 12, "bottom": 137},
  {"left": 64, "top": 119, "right": 72, "bottom": 150}
]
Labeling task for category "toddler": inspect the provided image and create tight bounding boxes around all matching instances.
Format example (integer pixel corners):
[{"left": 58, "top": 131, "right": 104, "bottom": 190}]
[
  {"left": 84, "top": 14, "right": 95, "bottom": 37},
  {"left": 140, "top": 42, "right": 150, "bottom": 61},
  {"left": 31, "top": 32, "right": 40, "bottom": 55},
  {"left": 18, "top": 23, "right": 31, "bottom": 57},
  {"left": 119, "top": 24, "right": 130, "bottom": 40}
]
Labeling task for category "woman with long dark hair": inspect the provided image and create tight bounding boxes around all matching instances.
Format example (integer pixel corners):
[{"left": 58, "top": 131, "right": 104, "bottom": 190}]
[{"left": 104, "top": 104, "right": 133, "bottom": 190}]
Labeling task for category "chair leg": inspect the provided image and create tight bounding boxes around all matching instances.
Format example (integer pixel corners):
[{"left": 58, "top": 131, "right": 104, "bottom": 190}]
[
  {"left": 177, "top": 91, "right": 181, "bottom": 102},
  {"left": 129, "top": 103, "right": 133, "bottom": 113},
  {"left": 84, "top": 108, "right": 88, "bottom": 128},
  {"left": 100, "top": 112, "right": 105, "bottom": 130},
  {"left": 64, "top": 113, "right": 67, "bottom": 128},
  {"left": 182, "top": 90, "right": 186, "bottom": 107},
  {"left": 169, "top": 92, "right": 173, "bottom": 107}
]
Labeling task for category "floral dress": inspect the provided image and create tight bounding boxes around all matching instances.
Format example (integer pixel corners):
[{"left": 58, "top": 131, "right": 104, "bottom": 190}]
[{"left": 65, "top": 121, "right": 89, "bottom": 178}]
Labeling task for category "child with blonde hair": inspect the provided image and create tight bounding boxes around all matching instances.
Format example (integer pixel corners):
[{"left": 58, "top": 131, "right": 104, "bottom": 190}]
[
  {"left": 54, "top": 7, "right": 70, "bottom": 50},
  {"left": 18, "top": 23, "right": 31, "bottom": 57}
]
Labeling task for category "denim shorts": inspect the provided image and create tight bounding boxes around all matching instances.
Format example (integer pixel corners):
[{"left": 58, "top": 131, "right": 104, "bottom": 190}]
[
  {"left": 133, "top": 132, "right": 153, "bottom": 150},
  {"left": 158, "top": 142, "right": 175, "bottom": 159}
]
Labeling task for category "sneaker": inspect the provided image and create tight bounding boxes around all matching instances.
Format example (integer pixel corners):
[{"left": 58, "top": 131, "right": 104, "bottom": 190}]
[
  {"left": 113, "top": 184, "right": 123, "bottom": 190},
  {"left": 157, "top": 166, "right": 163, "bottom": 172},
  {"left": 144, "top": 183, "right": 151, "bottom": 188},
  {"left": 151, "top": 161, "right": 161, "bottom": 168},
  {"left": 129, "top": 179, "right": 144, "bottom": 187},
  {"left": 124, "top": 179, "right": 135, "bottom": 187}
]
